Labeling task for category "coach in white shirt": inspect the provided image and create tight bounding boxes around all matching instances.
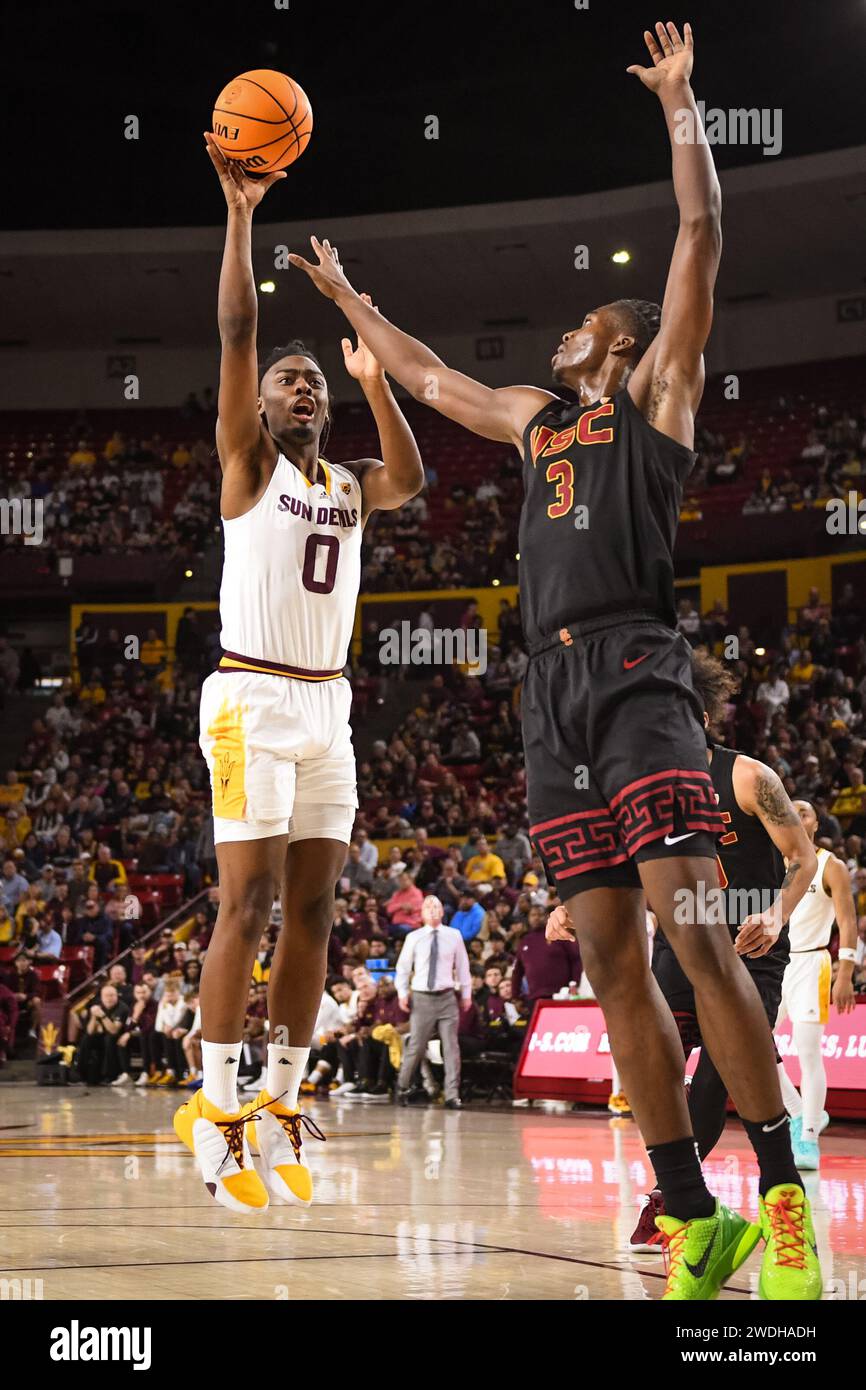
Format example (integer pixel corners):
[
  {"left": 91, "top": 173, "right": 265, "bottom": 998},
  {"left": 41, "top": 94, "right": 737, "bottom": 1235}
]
[{"left": 395, "top": 894, "right": 471, "bottom": 1108}]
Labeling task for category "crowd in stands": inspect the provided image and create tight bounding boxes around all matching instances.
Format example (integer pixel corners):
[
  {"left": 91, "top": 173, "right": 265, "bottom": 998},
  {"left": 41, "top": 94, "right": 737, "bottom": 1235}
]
[
  {"left": 0, "top": 421, "right": 219, "bottom": 561},
  {"left": 4, "top": 382, "right": 863, "bottom": 598},
  {"left": 738, "top": 402, "right": 865, "bottom": 516}
]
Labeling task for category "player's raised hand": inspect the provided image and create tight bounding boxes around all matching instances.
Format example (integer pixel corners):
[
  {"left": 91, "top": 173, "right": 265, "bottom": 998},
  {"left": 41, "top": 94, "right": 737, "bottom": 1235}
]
[
  {"left": 288, "top": 236, "right": 356, "bottom": 302},
  {"left": 627, "top": 21, "right": 694, "bottom": 91},
  {"left": 342, "top": 294, "right": 384, "bottom": 384},
  {"left": 203, "top": 132, "right": 286, "bottom": 211},
  {"left": 546, "top": 904, "right": 577, "bottom": 942}
]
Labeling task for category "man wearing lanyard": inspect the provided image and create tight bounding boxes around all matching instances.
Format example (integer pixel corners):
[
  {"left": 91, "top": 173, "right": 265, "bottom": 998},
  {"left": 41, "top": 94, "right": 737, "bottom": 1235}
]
[{"left": 395, "top": 894, "right": 472, "bottom": 1109}]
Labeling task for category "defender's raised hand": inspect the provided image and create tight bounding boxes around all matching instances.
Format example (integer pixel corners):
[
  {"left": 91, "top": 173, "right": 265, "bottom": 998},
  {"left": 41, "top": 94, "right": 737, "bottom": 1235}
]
[
  {"left": 627, "top": 20, "right": 694, "bottom": 91},
  {"left": 342, "top": 294, "right": 384, "bottom": 384},
  {"left": 204, "top": 131, "right": 286, "bottom": 212},
  {"left": 288, "top": 236, "right": 356, "bottom": 302}
]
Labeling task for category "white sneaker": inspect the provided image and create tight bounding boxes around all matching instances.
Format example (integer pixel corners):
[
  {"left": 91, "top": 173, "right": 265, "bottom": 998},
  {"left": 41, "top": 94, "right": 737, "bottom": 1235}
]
[
  {"left": 244, "top": 1091, "right": 326, "bottom": 1206},
  {"left": 135, "top": 1072, "right": 150, "bottom": 1087},
  {"left": 173, "top": 1089, "right": 269, "bottom": 1214},
  {"left": 111, "top": 1073, "right": 130, "bottom": 1086},
  {"left": 333, "top": 1081, "right": 361, "bottom": 1096}
]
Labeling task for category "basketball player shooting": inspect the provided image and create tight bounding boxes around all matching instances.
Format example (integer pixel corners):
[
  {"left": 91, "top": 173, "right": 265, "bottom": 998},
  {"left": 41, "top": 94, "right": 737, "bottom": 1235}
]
[
  {"left": 173, "top": 134, "right": 424, "bottom": 1214},
  {"left": 290, "top": 22, "right": 821, "bottom": 1298}
]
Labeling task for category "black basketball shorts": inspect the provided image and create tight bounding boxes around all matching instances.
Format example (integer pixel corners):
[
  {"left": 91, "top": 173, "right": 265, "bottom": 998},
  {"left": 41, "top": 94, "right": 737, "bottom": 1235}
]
[
  {"left": 523, "top": 612, "right": 724, "bottom": 897},
  {"left": 652, "top": 931, "right": 785, "bottom": 1059}
]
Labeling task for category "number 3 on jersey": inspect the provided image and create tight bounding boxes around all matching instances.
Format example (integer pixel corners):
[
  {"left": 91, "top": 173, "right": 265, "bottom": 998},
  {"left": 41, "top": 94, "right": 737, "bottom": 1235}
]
[
  {"left": 302, "top": 533, "right": 339, "bottom": 594},
  {"left": 546, "top": 460, "right": 574, "bottom": 519}
]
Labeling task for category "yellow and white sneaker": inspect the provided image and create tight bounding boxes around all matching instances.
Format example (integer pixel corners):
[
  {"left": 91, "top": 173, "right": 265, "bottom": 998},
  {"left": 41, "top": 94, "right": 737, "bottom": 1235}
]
[
  {"left": 173, "top": 1089, "right": 269, "bottom": 1214},
  {"left": 243, "top": 1090, "right": 326, "bottom": 1207},
  {"left": 608, "top": 1091, "right": 633, "bottom": 1118}
]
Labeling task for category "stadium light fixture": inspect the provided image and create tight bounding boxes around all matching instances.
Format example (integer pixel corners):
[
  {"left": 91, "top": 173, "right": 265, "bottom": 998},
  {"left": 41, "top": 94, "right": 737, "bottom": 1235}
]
[
  {"left": 755, "top": 647, "right": 766, "bottom": 656},
  {"left": 184, "top": 569, "right": 193, "bottom": 579},
  {"left": 611, "top": 249, "right": 631, "bottom": 265},
  {"left": 259, "top": 280, "right": 277, "bottom": 294},
  {"left": 492, "top": 578, "right": 500, "bottom": 586}
]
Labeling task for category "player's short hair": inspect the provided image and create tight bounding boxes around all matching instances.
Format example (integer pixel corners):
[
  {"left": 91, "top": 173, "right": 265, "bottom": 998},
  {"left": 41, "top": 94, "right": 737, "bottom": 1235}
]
[
  {"left": 258, "top": 340, "right": 332, "bottom": 450},
  {"left": 609, "top": 298, "right": 662, "bottom": 357},
  {"left": 258, "top": 340, "right": 325, "bottom": 384},
  {"left": 691, "top": 649, "right": 740, "bottom": 737}
]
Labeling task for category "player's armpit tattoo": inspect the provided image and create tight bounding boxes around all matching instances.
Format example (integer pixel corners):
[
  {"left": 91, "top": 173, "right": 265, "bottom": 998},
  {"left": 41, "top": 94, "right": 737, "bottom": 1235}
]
[
  {"left": 755, "top": 771, "right": 800, "bottom": 826},
  {"left": 780, "top": 861, "right": 800, "bottom": 890}
]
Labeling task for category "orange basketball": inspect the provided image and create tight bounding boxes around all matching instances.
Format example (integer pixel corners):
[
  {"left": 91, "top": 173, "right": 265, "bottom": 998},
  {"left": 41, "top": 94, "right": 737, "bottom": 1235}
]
[{"left": 212, "top": 69, "right": 313, "bottom": 174}]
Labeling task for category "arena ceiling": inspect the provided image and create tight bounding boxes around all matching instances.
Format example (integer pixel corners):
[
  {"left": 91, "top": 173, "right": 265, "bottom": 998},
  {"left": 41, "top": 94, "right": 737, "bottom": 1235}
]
[
  {"left": 3, "top": 0, "right": 865, "bottom": 232},
  {"left": 1, "top": 148, "right": 865, "bottom": 349}
]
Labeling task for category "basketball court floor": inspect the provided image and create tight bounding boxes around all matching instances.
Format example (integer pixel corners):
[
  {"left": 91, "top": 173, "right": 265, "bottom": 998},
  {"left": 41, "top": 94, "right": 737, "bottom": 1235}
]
[{"left": 2, "top": 1088, "right": 865, "bottom": 1301}]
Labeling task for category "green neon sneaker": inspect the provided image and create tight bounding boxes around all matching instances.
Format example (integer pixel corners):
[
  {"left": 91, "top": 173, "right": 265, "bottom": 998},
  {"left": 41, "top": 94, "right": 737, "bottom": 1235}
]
[
  {"left": 758, "top": 1183, "right": 822, "bottom": 1300},
  {"left": 658, "top": 1200, "right": 761, "bottom": 1300}
]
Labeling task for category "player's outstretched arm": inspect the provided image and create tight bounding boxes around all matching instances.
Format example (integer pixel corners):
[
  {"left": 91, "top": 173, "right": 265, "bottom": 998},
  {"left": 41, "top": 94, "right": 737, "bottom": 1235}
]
[
  {"left": 732, "top": 759, "right": 818, "bottom": 958},
  {"left": 340, "top": 295, "right": 424, "bottom": 518},
  {"left": 204, "top": 134, "right": 286, "bottom": 506},
  {"left": 625, "top": 22, "right": 722, "bottom": 448},
  {"left": 825, "top": 855, "right": 858, "bottom": 1014},
  {"left": 289, "top": 237, "right": 553, "bottom": 447}
]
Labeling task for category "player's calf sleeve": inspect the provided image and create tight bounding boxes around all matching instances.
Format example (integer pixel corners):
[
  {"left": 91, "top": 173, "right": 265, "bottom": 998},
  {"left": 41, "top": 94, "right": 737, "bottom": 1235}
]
[
  {"left": 792, "top": 1021, "right": 827, "bottom": 1140},
  {"left": 687, "top": 1050, "right": 730, "bottom": 1162},
  {"left": 777, "top": 1061, "right": 803, "bottom": 1119}
]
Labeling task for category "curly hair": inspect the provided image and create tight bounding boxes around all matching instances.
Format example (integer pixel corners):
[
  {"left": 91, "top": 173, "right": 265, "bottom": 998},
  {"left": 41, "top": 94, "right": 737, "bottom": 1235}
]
[
  {"left": 258, "top": 339, "right": 325, "bottom": 383},
  {"left": 610, "top": 298, "right": 662, "bottom": 357},
  {"left": 691, "top": 648, "right": 741, "bottom": 738}
]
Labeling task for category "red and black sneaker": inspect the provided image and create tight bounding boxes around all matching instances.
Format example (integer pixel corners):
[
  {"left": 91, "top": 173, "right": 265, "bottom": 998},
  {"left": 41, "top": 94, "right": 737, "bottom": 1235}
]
[{"left": 629, "top": 1189, "right": 666, "bottom": 1253}]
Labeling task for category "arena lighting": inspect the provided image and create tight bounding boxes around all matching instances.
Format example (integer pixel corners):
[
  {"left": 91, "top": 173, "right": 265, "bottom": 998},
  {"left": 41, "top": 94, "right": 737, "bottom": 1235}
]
[
  {"left": 515, "top": 552, "right": 520, "bottom": 560},
  {"left": 492, "top": 578, "right": 500, "bottom": 586},
  {"left": 755, "top": 647, "right": 766, "bottom": 656},
  {"left": 611, "top": 249, "right": 632, "bottom": 264},
  {"left": 184, "top": 569, "right": 193, "bottom": 578},
  {"left": 259, "top": 280, "right": 276, "bottom": 293}
]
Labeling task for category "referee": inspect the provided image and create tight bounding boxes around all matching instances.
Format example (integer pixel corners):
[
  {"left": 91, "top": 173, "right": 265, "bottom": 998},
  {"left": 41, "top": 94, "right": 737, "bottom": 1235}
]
[{"left": 395, "top": 894, "right": 471, "bottom": 1109}]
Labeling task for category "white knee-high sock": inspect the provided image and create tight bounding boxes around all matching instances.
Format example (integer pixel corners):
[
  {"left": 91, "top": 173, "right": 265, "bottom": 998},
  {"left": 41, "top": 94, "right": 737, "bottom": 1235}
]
[
  {"left": 201, "top": 1040, "right": 242, "bottom": 1113},
  {"left": 793, "top": 1021, "right": 826, "bottom": 1140},
  {"left": 611, "top": 1061, "right": 621, "bottom": 1095},
  {"left": 266, "top": 1044, "right": 310, "bottom": 1109},
  {"left": 777, "top": 1062, "right": 803, "bottom": 1119}
]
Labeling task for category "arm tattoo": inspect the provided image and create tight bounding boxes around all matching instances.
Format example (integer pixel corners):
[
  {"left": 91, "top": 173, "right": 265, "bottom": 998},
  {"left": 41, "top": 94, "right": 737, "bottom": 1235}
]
[
  {"left": 780, "top": 861, "right": 800, "bottom": 891},
  {"left": 755, "top": 771, "right": 800, "bottom": 826}
]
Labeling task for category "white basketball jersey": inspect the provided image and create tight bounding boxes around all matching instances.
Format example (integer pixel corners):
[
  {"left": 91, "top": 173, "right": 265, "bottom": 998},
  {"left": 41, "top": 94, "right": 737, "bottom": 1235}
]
[
  {"left": 219, "top": 454, "right": 363, "bottom": 673},
  {"left": 788, "top": 847, "right": 836, "bottom": 951}
]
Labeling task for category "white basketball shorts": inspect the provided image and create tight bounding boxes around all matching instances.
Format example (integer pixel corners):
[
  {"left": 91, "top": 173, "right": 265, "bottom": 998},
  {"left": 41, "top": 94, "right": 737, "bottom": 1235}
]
[
  {"left": 199, "top": 669, "right": 357, "bottom": 846},
  {"left": 778, "top": 949, "right": 832, "bottom": 1027}
]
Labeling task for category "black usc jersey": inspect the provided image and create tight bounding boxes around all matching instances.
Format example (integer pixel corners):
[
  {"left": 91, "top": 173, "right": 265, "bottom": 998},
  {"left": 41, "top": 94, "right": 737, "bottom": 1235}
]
[
  {"left": 518, "top": 388, "right": 696, "bottom": 646},
  {"left": 710, "top": 743, "right": 788, "bottom": 965}
]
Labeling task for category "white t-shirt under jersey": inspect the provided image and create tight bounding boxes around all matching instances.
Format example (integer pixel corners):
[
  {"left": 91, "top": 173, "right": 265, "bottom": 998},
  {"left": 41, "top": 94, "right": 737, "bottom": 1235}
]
[{"left": 219, "top": 454, "right": 363, "bottom": 672}]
